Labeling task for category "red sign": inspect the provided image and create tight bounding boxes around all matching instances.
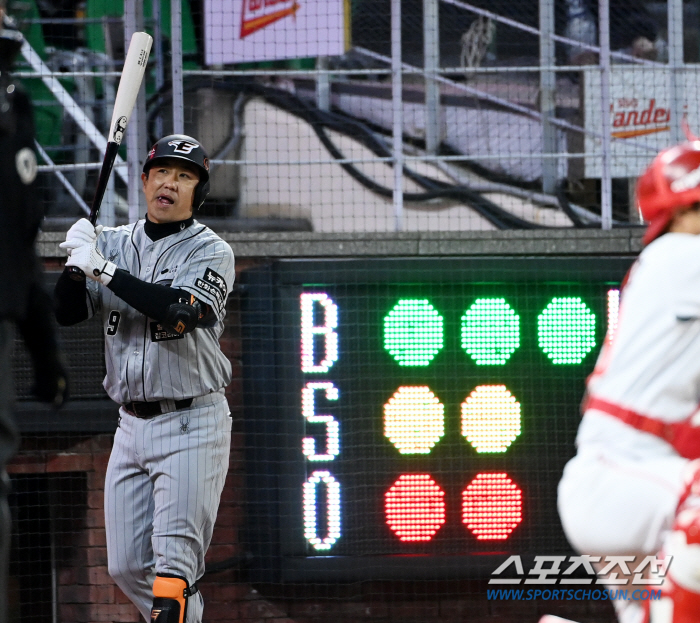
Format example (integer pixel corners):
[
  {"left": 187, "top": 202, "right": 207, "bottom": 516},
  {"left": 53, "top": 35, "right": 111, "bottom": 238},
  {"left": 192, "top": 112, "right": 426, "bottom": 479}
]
[
  {"left": 611, "top": 98, "right": 671, "bottom": 139},
  {"left": 241, "top": 0, "right": 300, "bottom": 38}
]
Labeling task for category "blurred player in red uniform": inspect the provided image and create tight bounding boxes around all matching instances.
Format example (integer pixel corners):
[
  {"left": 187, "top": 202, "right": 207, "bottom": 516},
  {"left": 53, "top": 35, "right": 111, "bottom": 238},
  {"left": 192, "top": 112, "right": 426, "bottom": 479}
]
[{"left": 557, "top": 139, "right": 700, "bottom": 623}]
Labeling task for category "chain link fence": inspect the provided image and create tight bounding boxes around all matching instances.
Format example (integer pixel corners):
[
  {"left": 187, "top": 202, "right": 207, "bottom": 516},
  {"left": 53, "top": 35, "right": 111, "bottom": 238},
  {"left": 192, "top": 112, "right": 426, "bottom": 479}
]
[
  {"left": 4, "top": 2, "right": 678, "bottom": 620},
  {"left": 7, "top": 0, "right": 698, "bottom": 233}
]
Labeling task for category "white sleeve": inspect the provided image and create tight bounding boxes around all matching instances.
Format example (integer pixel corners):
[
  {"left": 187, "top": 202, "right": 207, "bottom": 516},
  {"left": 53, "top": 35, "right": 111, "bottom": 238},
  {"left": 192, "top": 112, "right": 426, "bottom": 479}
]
[
  {"left": 170, "top": 239, "right": 235, "bottom": 318},
  {"left": 641, "top": 237, "right": 700, "bottom": 320},
  {"left": 671, "top": 257, "right": 700, "bottom": 319}
]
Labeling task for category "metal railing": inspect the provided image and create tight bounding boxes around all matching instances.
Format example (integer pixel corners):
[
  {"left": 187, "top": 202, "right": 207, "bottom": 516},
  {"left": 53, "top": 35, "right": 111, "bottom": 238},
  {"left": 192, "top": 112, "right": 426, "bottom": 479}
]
[{"left": 10, "top": 0, "right": 690, "bottom": 232}]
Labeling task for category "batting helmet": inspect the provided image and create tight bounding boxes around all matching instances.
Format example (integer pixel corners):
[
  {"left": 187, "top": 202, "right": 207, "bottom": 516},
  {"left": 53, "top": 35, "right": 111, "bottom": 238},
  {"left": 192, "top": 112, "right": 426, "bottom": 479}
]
[
  {"left": 143, "top": 134, "right": 210, "bottom": 210},
  {"left": 637, "top": 141, "right": 700, "bottom": 245}
]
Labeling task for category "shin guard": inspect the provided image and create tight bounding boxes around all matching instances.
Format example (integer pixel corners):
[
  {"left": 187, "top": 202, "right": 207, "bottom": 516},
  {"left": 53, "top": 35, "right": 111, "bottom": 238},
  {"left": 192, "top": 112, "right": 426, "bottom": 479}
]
[
  {"left": 651, "top": 475, "right": 700, "bottom": 623},
  {"left": 150, "top": 574, "right": 198, "bottom": 623}
]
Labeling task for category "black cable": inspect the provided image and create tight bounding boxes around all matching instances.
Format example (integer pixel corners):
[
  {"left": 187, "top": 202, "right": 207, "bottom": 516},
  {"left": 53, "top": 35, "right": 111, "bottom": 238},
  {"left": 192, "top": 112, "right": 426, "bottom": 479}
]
[
  {"left": 335, "top": 111, "right": 546, "bottom": 193},
  {"left": 555, "top": 180, "right": 588, "bottom": 228},
  {"left": 308, "top": 100, "right": 594, "bottom": 228},
  {"left": 146, "top": 78, "right": 567, "bottom": 229},
  {"left": 269, "top": 89, "right": 541, "bottom": 228},
  {"left": 437, "top": 142, "right": 543, "bottom": 191}
]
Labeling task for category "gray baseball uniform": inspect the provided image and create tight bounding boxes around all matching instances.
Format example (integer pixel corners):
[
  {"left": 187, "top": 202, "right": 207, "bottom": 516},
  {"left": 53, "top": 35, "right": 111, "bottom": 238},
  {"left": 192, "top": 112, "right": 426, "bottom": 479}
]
[{"left": 85, "top": 218, "right": 234, "bottom": 622}]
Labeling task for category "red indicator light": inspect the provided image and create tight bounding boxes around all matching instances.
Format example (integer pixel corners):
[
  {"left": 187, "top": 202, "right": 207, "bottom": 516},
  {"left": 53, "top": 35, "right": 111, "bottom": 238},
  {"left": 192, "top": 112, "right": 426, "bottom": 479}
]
[
  {"left": 462, "top": 473, "right": 523, "bottom": 540},
  {"left": 385, "top": 474, "right": 446, "bottom": 542}
]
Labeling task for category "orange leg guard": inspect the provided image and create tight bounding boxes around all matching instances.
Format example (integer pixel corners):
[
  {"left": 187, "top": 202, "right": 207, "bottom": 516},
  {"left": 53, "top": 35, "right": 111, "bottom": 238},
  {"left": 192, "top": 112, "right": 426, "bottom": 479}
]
[{"left": 150, "top": 575, "right": 191, "bottom": 623}]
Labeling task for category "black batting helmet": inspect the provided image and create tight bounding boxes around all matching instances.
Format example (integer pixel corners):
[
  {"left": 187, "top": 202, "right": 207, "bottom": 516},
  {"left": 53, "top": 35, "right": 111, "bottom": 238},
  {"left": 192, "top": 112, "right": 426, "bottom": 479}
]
[{"left": 143, "top": 134, "right": 210, "bottom": 210}]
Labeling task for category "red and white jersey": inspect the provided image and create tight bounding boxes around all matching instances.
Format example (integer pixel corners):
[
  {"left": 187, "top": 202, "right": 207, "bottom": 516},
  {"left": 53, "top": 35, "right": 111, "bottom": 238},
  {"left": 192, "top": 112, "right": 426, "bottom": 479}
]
[{"left": 579, "top": 233, "right": 700, "bottom": 455}]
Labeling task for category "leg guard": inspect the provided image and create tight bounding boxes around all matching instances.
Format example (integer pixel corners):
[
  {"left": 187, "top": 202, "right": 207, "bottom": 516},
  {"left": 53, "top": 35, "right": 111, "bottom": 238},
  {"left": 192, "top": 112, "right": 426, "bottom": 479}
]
[
  {"left": 150, "top": 574, "right": 198, "bottom": 623},
  {"left": 650, "top": 462, "right": 700, "bottom": 623}
]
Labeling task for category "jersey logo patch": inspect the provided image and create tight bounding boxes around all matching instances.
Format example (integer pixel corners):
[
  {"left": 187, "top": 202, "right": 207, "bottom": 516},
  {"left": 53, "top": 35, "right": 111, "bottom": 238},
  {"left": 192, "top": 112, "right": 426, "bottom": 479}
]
[
  {"left": 150, "top": 322, "right": 185, "bottom": 342},
  {"left": 195, "top": 267, "right": 227, "bottom": 309},
  {"left": 180, "top": 414, "right": 190, "bottom": 434}
]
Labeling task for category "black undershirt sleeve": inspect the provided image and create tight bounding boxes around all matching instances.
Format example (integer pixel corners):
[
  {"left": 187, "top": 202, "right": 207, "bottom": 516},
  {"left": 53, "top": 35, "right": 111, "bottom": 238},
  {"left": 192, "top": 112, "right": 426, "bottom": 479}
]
[
  {"left": 54, "top": 268, "right": 89, "bottom": 326},
  {"left": 107, "top": 269, "right": 188, "bottom": 322},
  {"left": 54, "top": 267, "right": 201, "bottom": 326}
]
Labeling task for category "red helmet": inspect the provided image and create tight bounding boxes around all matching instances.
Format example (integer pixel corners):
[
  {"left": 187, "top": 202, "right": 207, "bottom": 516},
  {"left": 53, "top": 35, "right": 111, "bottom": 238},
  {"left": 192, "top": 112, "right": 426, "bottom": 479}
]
[{"left": 637, "top": 141, "right": 700, "bottom": 244}]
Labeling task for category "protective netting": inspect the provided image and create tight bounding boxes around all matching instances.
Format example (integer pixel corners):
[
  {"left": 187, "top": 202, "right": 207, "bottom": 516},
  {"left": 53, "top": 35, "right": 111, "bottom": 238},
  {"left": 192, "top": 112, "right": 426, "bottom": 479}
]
[
  {"left": 5, "top": 0, "right": 693, "bottom": 233},
  {"left": 1, "top": 0, "right": 689, "bottom": 621}
]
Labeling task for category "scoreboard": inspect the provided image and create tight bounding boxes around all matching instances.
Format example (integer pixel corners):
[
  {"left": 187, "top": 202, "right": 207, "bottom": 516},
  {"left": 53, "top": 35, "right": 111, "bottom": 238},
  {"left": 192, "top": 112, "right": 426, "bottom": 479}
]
[{"left": 240, "top": 257, "right": 633, "bottom": 582}]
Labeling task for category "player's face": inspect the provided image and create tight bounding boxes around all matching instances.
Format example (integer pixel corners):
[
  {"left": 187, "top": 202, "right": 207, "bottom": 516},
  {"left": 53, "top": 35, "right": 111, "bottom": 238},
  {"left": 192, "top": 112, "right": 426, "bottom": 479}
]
[
  {"left": 669, "top": 203, "right": 700, "bottom": 237},
  {"left": 142, "top": 159, "right": 200, "bottom": 224}
]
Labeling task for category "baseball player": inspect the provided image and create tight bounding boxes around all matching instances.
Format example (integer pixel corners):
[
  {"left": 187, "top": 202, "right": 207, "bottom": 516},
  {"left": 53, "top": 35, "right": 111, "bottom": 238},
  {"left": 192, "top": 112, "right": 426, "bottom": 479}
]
[
  {"left": 54, "top": 135, "right": 234, "bottom": 623},
  {"left": 557, "top": 140, "right": 700, "bottom": 623},
  {"left": 0, "top": 6, "right": 68, "bottom": 621}
]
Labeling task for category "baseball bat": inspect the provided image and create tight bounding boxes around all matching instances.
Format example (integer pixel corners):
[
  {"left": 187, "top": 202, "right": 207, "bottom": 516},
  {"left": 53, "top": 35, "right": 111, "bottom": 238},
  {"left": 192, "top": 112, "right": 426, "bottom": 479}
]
[{"left": 68, "top": 31, "right": 153, "bottom": 280}]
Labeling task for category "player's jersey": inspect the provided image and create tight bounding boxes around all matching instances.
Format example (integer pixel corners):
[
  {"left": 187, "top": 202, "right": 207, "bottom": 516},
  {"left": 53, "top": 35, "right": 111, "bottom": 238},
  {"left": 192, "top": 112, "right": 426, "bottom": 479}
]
[
  {"left": 85, "top": 219, "right": 235, "bottom": 404},
  {"left": 579, "top": 233, "right": 700, "bottom": 453}
]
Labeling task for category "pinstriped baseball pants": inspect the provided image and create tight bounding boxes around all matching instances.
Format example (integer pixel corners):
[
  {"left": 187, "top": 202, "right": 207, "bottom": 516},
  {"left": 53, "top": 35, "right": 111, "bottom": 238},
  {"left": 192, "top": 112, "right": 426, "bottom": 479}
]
[{"left": 105, "top": 392, "right": 231, "bottom": 622}]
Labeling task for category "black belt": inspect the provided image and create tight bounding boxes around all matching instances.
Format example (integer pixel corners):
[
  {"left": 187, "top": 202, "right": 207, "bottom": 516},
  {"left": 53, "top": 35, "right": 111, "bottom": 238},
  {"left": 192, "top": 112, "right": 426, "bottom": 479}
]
[{"left": 122, "top": 398, "right": 194, "bottom": 419}]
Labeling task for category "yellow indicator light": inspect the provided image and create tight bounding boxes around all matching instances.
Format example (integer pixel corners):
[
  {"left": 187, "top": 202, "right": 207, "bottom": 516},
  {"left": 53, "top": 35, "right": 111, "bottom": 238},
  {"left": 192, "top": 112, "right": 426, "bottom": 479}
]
[
  {"left": 384, "top": 386, "right": 445, "bottom": 454},
  {"left": 461, "top": 385, "right": 521, "bottom": 453}
]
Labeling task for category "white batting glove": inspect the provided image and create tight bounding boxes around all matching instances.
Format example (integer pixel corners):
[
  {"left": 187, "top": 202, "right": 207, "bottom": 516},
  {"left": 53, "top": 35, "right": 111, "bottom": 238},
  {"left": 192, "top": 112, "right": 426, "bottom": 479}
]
[
  {"left": 59, "top": 218, "right": 104, "bottom": 254},
  {"left": 65, "top": 241, "right": 117, "bottom": 285}
]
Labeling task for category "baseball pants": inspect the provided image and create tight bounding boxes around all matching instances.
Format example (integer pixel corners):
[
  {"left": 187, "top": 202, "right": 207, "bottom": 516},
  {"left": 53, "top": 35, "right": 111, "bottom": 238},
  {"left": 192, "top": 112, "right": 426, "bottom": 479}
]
[
  {"left": 558, "top": 446, "right": 689, "bottom": 556},
  {"left": 105, "top": 391, "right": 231, "bottom": 623}
]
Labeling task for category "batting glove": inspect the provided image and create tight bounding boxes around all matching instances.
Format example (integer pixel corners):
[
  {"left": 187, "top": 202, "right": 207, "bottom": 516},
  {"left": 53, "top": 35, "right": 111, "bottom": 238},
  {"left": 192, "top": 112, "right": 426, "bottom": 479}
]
[
  {"left": 59, "top": 218, "right": 104, "bottom": 254},
  {"left": 65, "top": 241, "right": 117, "bottom": 285}
]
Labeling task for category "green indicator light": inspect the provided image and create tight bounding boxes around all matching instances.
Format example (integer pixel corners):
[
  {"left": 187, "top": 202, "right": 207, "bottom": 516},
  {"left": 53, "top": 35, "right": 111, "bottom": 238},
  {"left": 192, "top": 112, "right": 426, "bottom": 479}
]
[
  {"left": 538, "top": 297, "right": 596, "bottom": 365},
  {"left": 384, "top": 299, "right": 444, "bottom": 366},
  {"left": 461, "top": 298, "right": 520, "bottom": 365}
]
